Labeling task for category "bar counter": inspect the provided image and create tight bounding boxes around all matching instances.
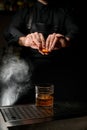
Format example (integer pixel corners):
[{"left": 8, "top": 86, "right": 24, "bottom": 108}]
[{"left": 1, "top": 101, "right": 87, "bottom": 130}]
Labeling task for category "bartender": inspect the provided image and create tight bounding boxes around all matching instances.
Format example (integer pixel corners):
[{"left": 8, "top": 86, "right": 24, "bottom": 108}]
[{"left": 0, "top": 0, "right": 79, "bottom": 106}]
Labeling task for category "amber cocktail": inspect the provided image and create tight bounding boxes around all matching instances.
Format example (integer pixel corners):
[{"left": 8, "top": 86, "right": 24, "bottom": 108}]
[{"left": 35, "top": 84, "right": 54, "bottom": 107}]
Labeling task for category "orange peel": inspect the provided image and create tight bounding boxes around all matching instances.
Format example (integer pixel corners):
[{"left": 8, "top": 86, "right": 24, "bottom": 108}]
[{"left": 42, "top": 48, "right": 49, "bottom": 53}]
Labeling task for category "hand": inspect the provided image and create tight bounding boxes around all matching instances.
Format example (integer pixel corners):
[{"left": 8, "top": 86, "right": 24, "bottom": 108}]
[
  {"left": 45, "top": 33, "right": 70, "bottom": 52},
  {"left": 45, "top": 33, "right": 64, "bottom": 52},
  {"left": 19, "top": 32, "right": 46, "bottom": 54}
]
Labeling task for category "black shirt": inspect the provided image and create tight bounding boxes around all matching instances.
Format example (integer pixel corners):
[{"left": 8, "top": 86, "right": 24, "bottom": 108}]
[{"left": 4, "top": 1, "right": 79, "bottom": 59}]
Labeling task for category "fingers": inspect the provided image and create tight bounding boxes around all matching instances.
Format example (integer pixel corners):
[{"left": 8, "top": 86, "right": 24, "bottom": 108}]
[
  {"left": 46, "top": 33, "right": 55, "bottom": 49},
  {"left": 27, "top": 32, "right": 45, "bottom": 50},
  {"left": 46, "top": 33, "right": 58, "bottom": 51},
  {"left": 46, "top": 33, "right": 65, "bottom": 51},
  {"left": 24, "top": 32, "right": 65, "bottom": 55},
  {"left": 56, "top": 33, "right": 64, "bottom": 38},
  {"left": 39, "top": 33, "right": 45, "bottom": 49}
]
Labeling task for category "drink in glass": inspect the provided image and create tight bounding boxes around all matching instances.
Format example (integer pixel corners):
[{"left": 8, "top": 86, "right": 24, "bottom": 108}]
[{"left": 35, "top": 84, "right": 54, "bottom": 107}]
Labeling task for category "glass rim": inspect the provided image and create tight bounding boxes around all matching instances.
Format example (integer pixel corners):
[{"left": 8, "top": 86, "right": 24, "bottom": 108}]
[{"left": 35, "top": 83, "right": 54, "bottom": 87}]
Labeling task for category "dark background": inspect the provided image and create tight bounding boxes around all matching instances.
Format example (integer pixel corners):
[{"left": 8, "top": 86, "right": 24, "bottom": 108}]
[{"left": 0, "top": 0, "right": 86, "bottom": 103}]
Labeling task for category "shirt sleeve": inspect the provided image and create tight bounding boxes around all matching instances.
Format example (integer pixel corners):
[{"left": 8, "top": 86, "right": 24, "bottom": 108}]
[
  {"left": 64, "top": 8, "right": 80, "bottom": 43},
  {"left": 4, "top": 9, "right": 27, "bottom": 46}
]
